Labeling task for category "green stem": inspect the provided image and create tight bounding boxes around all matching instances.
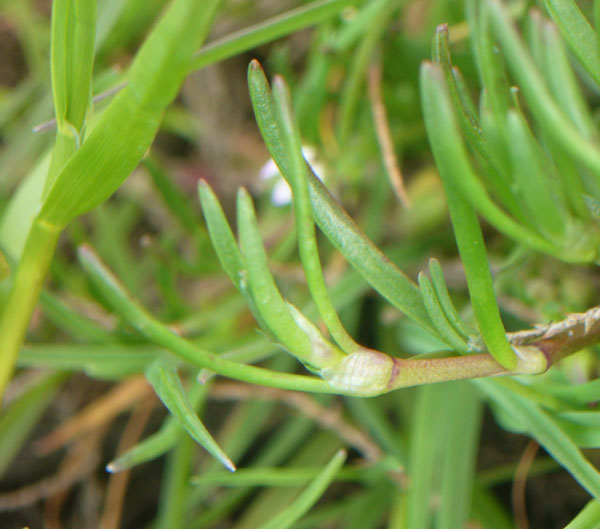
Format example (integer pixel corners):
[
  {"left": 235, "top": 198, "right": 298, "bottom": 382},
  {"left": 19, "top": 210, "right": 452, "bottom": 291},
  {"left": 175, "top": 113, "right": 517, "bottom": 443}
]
[{"left": 0, "top": 220, "right": 61, "bottom": 399}]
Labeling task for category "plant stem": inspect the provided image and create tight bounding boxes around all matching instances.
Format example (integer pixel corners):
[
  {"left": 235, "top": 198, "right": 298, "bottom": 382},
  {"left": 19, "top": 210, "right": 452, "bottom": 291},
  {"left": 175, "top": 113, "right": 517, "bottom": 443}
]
[{"left": 0, "top": 220, "right": 61, "bottom": 399}]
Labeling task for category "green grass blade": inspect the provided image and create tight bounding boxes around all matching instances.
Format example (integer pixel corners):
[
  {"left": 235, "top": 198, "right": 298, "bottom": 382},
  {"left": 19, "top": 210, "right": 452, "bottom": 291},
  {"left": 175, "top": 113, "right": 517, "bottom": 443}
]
[
  {"left": 404, "top": 383, "right": 449, "bottom": 529},
  {"left": 248, "top": 60, "right": 434, "bottom": 334},
  {"left": 39, "top": 0, "right": 221, "bottom": 226},
  {"left": 542, "top": 0, "right": 600, "bottom": 88},
  {"left": 17, "top": 344, "right": 158, "bottom": 380},
  {"left": 0, "top": 372, "right": 66, "bottom": 479},
  {"left": 256, "top": 449, "right": 347, "bottom": 529},
  {"left": 421, "top": 63, "right": 517, "bottom": 369},
  {"left": 436, "top": 382, "right": 482, "bottom": 529},
  {"left": 145, "top": 360, "right": 235, "bottom": 472},
  {"left": 418, "top": 272, "right": 468, "bottom": 353},
  {"left": 564, "top": 500, "right": 600, "bottom": 529},
  {"left": 46, "top": 0, "right": 97, "bottom": 241},
  {"left": 478, "top": 379, "right": 600, "bottom": 501},
  {"left": 190, "top": 0, "right": 358, "bottom": 71},
  {"left": 50, "top": 0, "right": 96, "bottom": 133},
  {"left": 271, "top": 75, "right": 357, "bottom": 354}
]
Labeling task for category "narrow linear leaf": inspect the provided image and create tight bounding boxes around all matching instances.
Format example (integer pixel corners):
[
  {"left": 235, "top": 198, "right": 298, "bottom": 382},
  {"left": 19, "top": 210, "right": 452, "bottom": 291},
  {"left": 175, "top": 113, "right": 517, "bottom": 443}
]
[
  {"left": 420, "top": 61, "right": 562, "bottom": 260},
  {"left": 421, "top": 63, "right": 517, "bottom": 369},
  {"left": 40, "top": 0, "right": 221, "bottom": 226},
  {"left": 197, "top": 179, "right": 272, "bottom": 335},
  {"left": 107, "top": 419, "right": 179, "bottom": 473},
  {"left": 428, "top": 258, "right": 474, "bottom": 339},
  {"left": 108, "top": 376, "right": 208, "bottom": 472},
  {"left": 541, "top": 0, "right": 600, "bottom": 88},
  {"left": 404, "top": 384, "right": 450, "bottom": 529},
  {"left": 257, "top": 449, "right": 347, "bottom": 529},
  {"left": 486, "top": 0, "right": 600, "bottom": 183},
  {"left": 563, "top": 500, "right": 600, "bottom": 529},
  {"left": 236, "top": 188, "right": 346, "bottom": 370},
  {"left": 418, "top": 272, "right": 468, "bottom": 353},
  {"left": 197, "top": 180, "right": 245, "bottom": 290},
  {"left": 145, "top": 360, "right": 235, "bottom": 472},
  {"left": 437, "top": 382, "right": 482, "bottom": 529},
  {"left": 78, "top": 245, "right": 338, "bottom": 395},
  {"left": 540, "top": 16, "right": 597, "bottom": 140},
  {"left": 248, "top": 60, "right": 434, "bottom": 334},
  {"left": 271, "top": 75, "right": 357, "bottom": 353},
  {"left": 191, "top": 0, "right": 358, "bottom": 71},
  {"left": 506, "top": 109, "right": 567, "bottom": 240},
  {"left": 479, "top": 378, "right": 600, "bottom": 501},
  {"left": 433, "top": 23, "right": 522, "bottom": 220}
]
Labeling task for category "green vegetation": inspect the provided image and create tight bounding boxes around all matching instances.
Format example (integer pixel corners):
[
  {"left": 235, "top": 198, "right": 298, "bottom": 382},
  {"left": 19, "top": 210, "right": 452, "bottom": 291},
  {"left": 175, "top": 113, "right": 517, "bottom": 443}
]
[{"left": 1, "top": 0, "right": 599, "bottom": 527}]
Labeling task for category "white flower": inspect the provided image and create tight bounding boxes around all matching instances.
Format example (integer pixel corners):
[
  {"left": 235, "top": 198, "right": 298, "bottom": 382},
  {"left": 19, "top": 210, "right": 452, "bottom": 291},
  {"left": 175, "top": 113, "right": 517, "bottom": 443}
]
[{"left": 258, "top": 146, "right": 326, "bottom": 206}]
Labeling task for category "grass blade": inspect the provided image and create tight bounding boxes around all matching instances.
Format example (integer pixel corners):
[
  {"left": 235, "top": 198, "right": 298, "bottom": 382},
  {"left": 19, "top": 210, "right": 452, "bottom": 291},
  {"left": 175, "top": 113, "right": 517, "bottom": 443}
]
[
  {"left": 478, "top": 378, "right": 600, "bottom": 501},
  {"left": 145, "top": 360, "right": 235, "bottom": 472},
  {"left": 191, "top": 0, "right": 358, "bottom": 71},
  {"left": 0, "top": 372, "right": 65, "bottom": 479},
  {"left": 40, "top": 0, "right": 221, "bottom": 226},
  {"left": 256, "top": 449, "right": 347, "bottom": 529},
  {"left": 564, "top": 500, "right": 600, "bottom": 529}
]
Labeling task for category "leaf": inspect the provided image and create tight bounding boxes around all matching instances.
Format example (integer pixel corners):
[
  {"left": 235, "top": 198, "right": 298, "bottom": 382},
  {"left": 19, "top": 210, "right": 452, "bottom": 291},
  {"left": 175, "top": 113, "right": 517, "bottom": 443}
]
[
  {"left": 427, "top": 258, "right": 474, "bottom": 340},
  {"left": 0, "top": 372, "right": 65, "bottom": 479},
  {"left": 563, "top": 500, "right": 600, "bottom": 529},
  {"left": 236, "top": 188, "right": 346, "bottom": 371},
  {"left": 256, "top": 449, "right": 347, "bottom": 529},
  {"left": 479, "top": 378, "right": 600, "bottom": 501},
  {"left": 485, "top": 0, "right": 600, "bottom": 184},
  {"left": 78, "top": 245, "right": 337, "bottom": 394},
  {"left": 145, "top": 360, "right": 235, "bottom": 472},
  {"left": 421, "top": 62, "right": 517, "bottom": 369},
  {"left": 418, "top": 272, "right": 468, "bottom": 353},
  {"left": 248, "top": 60, "right": 434, "bottom": 335},
  {"left": 190, "top": 0, "right": 359, "bottom": 71},
  {"left": 541, "top": 0, "right": 600, "bottom": 88},
  {"left": 271, "top": 75, "right": 358, "bottom": 353},
  {"left": 39, "top": 0, "right": 221, "bottom": 227}
]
